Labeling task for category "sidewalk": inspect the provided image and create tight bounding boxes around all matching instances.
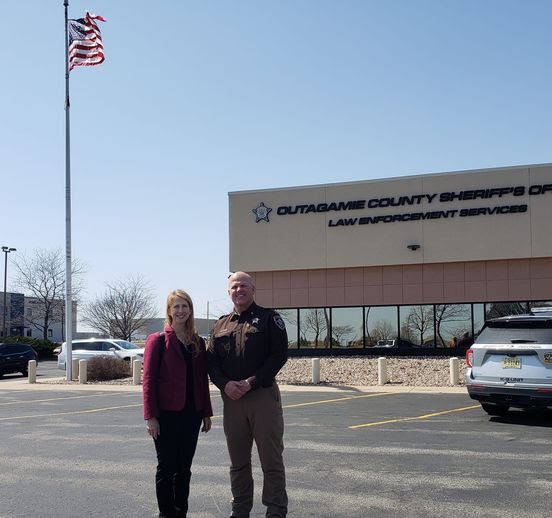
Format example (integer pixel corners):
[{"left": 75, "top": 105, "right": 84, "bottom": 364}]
[{"left": 0, "top": 376, "right": 467, "bottom": 394}]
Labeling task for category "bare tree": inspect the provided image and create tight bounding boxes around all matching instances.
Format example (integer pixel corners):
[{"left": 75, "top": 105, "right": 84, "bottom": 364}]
[
  {"left": 278, "top": 309, "right": 297, "bottom": 328},
  {"left": 369, "top": 319, "right": 395, "bottom": 344},
  {"left": 364, "top": 306, "right": 372, "bottom": 344},
  {"left": 405, "top": 306, "right": 434, "bottom": 346},
  {"left": 14, "top": 248, "right": 86, "bottom": 341},
  {"left": 486, "top": 302, "right": 529, "bottom": 319},
  {"left": 301, "top": 308, "right": 330, "bottom": 348},
  {"left": 435, "top": 304, "right": 471, "bottom": 346},
  {"left": 331, "top": 324, "right": 355, "bottom": 347},
  {"left": 83, "top": 276, "right": 157, "bottom": 340},
  {"left": 278, "top": 309, "right": 297, "bottom": 346}
]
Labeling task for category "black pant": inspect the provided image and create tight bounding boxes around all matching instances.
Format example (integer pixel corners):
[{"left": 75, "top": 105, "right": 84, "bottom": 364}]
[{"left": 154, "top": 408, "right": 202, "bottom": 518}]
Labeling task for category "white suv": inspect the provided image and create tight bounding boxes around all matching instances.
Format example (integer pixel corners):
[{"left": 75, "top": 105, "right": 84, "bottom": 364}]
[
  {"left": 57, "top": 339, "right": 144, "bottom": 370},
  {"left": 465, "top": 308, "right": 552, "bottom": 416}
]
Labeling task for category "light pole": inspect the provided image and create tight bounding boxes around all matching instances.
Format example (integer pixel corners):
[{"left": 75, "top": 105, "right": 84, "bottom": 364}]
[
  {"left": 2, "top": 246, "right": 16, "bottom": 338},
  {"left": 206, "top": 301, "right": 212, "bottom": 337},
  {"left": 205, "top": 297, "right": 230, "bottom": 337}
]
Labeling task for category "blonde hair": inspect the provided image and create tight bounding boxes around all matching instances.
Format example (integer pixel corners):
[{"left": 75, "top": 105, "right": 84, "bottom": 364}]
[{"left": 165, "top": 289, "right": 200, "bottom": 355}]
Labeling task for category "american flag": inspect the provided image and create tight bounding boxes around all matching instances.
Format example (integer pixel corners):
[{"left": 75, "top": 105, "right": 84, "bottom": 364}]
[{"left": 68, "top": 12, "right": 106, "bottom": 71}]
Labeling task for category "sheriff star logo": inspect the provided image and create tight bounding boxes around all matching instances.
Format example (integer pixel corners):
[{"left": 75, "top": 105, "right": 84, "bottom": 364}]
[{"left": 252, "top": 202, "right": 272, "bottom": 223}]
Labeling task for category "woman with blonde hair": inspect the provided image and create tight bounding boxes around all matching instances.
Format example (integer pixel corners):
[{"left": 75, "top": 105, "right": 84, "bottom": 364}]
[{"left": 143, "top": 289, "right": 212, "bottom": 518}]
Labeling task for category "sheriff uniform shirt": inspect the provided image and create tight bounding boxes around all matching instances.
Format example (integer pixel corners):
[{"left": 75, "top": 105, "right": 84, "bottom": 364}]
[{"left": 207, "top": 302, "right": 288, "bottom": 391}]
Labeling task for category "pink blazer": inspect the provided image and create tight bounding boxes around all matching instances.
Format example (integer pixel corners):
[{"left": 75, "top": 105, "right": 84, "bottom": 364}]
[{"left": 142, "top": 325, "right": 213, "bottom": 420}]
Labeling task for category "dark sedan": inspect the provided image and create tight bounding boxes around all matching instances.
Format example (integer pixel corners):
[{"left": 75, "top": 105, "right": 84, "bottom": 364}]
[{"left": 0, "top": 343, "right": 38, "bottom": 377}]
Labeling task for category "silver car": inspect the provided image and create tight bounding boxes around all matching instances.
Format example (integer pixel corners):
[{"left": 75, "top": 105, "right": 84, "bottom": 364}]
[
  {"left": 465, "top": 309, "right": 552, "bottom": 416},
  {"left": 57, "top": 338, "right": 144, "bottom": 370}
]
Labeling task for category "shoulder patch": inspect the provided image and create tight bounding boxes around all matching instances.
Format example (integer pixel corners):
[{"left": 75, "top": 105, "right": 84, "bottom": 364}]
[{"left": 273, "top": 314, "right": 286, "bottom": 331}]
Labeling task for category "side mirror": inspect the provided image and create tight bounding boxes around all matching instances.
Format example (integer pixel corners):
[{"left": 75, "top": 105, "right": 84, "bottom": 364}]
[{"left": 109, "top": 347, "right": 116, "bottom": 352}]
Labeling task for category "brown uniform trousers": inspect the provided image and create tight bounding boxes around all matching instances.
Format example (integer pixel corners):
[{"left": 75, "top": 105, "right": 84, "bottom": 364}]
[{"left": 222, "top": 383, "right": 287, "bottom": 518}]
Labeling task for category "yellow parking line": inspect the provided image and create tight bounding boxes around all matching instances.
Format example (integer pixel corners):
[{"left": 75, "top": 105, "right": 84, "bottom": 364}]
[
  {"left": 209, "top": 392, "right": 394, "bottom": 420},
  {"left": 0, "top": 403, "right": 142, "bottom": 421},
  {"left": 0, "top": 392, "right": 129, "bottom": 406},
  {"left": 349, "top": 404, "right": 481, "bottom": 429},
  {"left": 0, "top": 391, "right": 395, "bottom": 422},
  {"left": 283, "top": 392, "right": 394, "bottom": 409}
]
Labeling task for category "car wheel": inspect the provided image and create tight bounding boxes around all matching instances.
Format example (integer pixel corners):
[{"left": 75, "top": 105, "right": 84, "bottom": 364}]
[{"left": 481, "top": 403, "right": 509, "bottom": 416}]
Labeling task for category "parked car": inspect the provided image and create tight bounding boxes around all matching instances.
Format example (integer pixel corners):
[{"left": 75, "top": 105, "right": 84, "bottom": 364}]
[
  {"left": 465, "top": 309, "right": 552, "bottom": 416},
  {"left": 0, "top": 343, "right": 38, "bottom": 377},
  {"left": 375, "top": 339, "right": 396, "bottom": 348},
  {"left": 57, "top": 339, "right": 144, "bottom": 370}
]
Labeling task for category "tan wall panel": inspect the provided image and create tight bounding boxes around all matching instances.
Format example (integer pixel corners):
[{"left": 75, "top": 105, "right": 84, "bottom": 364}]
[
  {"left": 229, "top": 164, "right": 552, "bottom": 272},
  {"left": 529, "top": 165, "right": 552, "bottom": 256},
  {"left": 419, "top": 168, "right": 532, "bottom": 262},
  {"left": 324, "top": 177, "right": 425, "bottom": 266},
  {"left": 229, "top": 188, "right": 328, "bottom": 271}
]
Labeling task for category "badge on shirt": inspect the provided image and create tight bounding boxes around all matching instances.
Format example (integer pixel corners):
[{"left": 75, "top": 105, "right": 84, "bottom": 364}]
[{"left": 273, "top": 314, "right": 286, "bottom": 331}]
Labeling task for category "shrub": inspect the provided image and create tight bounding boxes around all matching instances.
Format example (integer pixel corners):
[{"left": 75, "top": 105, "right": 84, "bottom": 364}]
[
  {"left": 86, "top": 356, "right": 131, "bottom": 381},
  {"left": 3, "top": 336, "right": 58, "bottom": 359}
]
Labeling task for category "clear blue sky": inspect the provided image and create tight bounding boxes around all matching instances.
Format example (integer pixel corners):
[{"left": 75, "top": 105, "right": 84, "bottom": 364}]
[{"left": 2, "top": 1, "right": 551, "bottom": 326}]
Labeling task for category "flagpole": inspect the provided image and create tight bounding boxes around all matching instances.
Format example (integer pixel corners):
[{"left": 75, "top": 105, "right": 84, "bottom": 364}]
[{"left": 64, "top": 0, "right": 73, "bottom": 381}]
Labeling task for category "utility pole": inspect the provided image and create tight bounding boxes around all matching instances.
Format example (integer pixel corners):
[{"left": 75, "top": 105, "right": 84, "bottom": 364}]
[{"left": 2, "top": 246, "right": 16, "bottom": 337}]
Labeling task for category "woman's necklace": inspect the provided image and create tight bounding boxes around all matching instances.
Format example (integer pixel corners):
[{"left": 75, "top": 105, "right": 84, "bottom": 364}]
[{"left": 174, "top": 328, "right": 192, "bottom": 353}]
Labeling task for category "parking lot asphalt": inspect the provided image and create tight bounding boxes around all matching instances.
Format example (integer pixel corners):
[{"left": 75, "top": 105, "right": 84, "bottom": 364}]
[{"left": 1, "top": 377, "right": 551, "bottom": 517}]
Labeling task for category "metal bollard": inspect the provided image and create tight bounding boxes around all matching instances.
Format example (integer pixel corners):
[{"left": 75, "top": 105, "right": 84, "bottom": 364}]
[
  {"left": 72, "top": 358, "right": 79, "bottom": 381},
  {"left": 378, "top": 357, "right": 387, "bottom": 385},
  {"left": 132, "top": 359, "right": 142, "bottom": 385},
  {"left": 312, "top": 358, "right": 320, "bottom": 384},
  {"left": 79, "top": 359, "right": 87, "bottom": 384},
  {"left": 28, "top": 360, "right": 37, "bottom": 384},
  {"left": 449, "top": 357, "right": 459, "bottom": 385}
]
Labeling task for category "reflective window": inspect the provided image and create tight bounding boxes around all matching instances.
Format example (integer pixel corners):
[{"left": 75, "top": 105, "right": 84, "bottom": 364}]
[
  {"left": 331, "top": 307, "right": 363, "bottom": 348},
  {"left": 277, "top": 309, "right": 299, "bottom": 348},
  {"left": 530, "top": 300, "right": 552, "bottom": 310},
  {"left": 434, "top": 304, "right": 472, "bottom": 348},
  {"left": 399, "top": 305, "right": 435, "bottom": 347},
  {"left": 365, "top": 306, "right": 398, "bottom": 347},
  {"left": 2, "top": 344, "right": 28, "bottom": 353},
  {"left": 282, "top": 299, "right": 548, "bottom": 351},
  {"left": 473, "top": 304, "right": 485, "bottom": 340},
  {"left": 299, "top": 308, "right": 330, "bottom": 348},
  {"left": 478, "top": 323, "right": 552, "bottom": 344},
  {"left": 486, "top": 301, "right": 530, "bottom": 319},
  {"left": 112, "top": 340, "right": 140, "bottom": 350}
]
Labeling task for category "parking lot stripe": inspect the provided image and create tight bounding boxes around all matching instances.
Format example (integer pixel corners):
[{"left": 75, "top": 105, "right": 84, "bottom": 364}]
[
  {"left": 283, "top": 392, "right": 394, "bottom": 409},
  {"left": 349, "top": 404, "right": 481, "bottom": 429},
  {"left": 0, "top": 403, "right": 143, "bottom": 421},
  {"left": 0, "top": 392, "right": 130, "bottom": 406},
  {"left": 206, "top": 392, "right": 396, "bottom": 420}
]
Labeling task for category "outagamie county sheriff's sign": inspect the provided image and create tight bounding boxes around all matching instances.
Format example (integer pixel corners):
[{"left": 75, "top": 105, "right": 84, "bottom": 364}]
[{"left": 253, "top": 184, "right": 552, "bottom": 227}]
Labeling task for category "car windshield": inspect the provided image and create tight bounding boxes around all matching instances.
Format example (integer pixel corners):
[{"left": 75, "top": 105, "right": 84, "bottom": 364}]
[
  {"left": 111, "top": 340, "right": 140, "bottom": 350},
  {"left": 477, "top": 325, "right": 552, "bottom": 344}
]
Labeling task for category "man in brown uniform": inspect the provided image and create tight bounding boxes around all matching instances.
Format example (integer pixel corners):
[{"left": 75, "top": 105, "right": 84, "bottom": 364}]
[{"left": 207, "top": 271, "right": 288, "bottom": 518}]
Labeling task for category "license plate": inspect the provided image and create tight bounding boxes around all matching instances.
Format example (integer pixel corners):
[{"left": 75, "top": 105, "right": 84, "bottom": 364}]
[{"left": 501, "top": 358, "right": 521, "bottom": 369}]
